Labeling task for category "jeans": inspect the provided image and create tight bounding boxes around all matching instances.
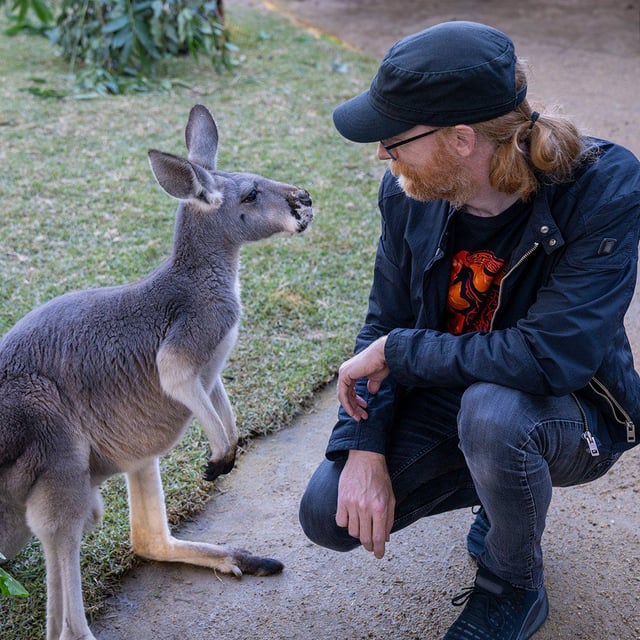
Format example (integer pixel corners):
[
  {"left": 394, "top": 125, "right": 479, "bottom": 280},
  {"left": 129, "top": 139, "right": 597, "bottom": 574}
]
[{"left": 299, "top": 382, "right": 621, "bottom": 590}]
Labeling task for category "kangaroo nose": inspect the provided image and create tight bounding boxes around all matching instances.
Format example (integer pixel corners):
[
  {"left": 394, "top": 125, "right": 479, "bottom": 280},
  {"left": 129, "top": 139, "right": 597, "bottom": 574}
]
[{"left": 297, "top": 190, "right": 312, "bottom": 207}]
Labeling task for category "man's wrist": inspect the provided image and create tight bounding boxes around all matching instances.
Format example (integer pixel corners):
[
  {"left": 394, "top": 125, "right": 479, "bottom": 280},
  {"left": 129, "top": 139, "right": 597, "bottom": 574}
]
[{"left": 347, "top": 449, "right": 387, "bottom": 464}]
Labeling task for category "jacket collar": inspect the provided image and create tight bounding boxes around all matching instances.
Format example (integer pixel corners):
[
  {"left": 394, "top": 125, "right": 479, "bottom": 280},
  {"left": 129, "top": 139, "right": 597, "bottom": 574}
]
[
  {"left": 525, "top": 187, "right": 565, "bottom": 255},
  {"left": 439, "top": 187, "right": 566, "bottom": 261}
]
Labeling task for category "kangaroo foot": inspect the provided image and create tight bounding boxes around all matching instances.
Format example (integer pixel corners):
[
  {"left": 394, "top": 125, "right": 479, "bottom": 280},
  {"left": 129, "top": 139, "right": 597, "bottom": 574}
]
[{"left": 234, "top": 549, "right": 284, "bottom": 576}]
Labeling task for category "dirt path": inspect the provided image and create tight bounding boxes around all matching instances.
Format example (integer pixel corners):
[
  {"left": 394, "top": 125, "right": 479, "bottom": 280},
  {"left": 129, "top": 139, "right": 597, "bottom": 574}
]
[
  {"left": 92, "top": 380, "right": 640, "bottom": 639},
  {"left": 94, "top": 2, "right": 640, "bottom": 638}
]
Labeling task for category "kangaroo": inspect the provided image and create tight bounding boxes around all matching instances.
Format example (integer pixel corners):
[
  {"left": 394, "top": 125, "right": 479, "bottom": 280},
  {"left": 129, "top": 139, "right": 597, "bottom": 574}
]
[{"left": 0, "top": 104, "right": 313, "bottom": 640}]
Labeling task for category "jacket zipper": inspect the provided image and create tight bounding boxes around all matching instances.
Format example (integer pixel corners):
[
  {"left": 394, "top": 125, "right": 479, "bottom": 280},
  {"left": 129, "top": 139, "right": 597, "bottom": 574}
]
[
  {"left": 487, "top": 238, "right": 637, "bottom": 449},
  {"left": 588, "top": 377, "right": 636, "bottom": 443},
  {"left": 489, "top": 242, "right": 540, "bottom": 332},
  {"left": 571, "top": 392, "right": 600, "bottom": 457}
]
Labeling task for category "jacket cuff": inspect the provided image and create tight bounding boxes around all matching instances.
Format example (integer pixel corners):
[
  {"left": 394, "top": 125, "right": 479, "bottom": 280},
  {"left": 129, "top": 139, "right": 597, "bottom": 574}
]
[
  {"left": 325, "top": 391, "right": 391, "bottom": 460},
  {"left": 384, "top": 328, "right": 415, "bottom": 385}
]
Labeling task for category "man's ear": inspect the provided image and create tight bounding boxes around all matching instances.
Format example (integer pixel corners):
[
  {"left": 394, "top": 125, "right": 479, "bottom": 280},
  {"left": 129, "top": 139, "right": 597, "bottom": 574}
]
[{"left": 450, "top": 125, "right": 477, "bottom": 158}]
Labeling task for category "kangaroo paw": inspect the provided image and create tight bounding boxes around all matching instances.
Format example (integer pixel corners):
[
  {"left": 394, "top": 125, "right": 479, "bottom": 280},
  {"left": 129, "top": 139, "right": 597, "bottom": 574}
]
[{"left": 203, "top": 451, "right": 236, "bottom": 481}]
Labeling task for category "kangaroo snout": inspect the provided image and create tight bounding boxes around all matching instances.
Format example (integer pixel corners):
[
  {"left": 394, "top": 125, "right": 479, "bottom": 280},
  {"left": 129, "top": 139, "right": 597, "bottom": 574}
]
[
  {"left": 288, "top": 188, "right": 314, "bottom": 231},
  {"left": 296, "top": 189, "right": 312, "bottom": 207}
]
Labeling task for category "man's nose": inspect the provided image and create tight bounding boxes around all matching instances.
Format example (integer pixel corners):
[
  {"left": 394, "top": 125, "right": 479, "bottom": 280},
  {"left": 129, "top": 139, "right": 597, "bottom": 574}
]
[{"left": 377, "top": 142, "right": 392, "bottom": 160}]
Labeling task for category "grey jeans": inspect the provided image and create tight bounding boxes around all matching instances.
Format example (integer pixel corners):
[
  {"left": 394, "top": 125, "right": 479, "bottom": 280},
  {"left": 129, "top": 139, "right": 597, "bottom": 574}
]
[{"left": 299, "top": 382, "right": 621, "bottom": 589}]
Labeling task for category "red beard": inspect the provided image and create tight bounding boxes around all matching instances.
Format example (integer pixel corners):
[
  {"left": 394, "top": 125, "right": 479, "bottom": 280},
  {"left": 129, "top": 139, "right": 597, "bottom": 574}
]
[{"left": 389, "top": 140, "right": 475, "bottom": 207}]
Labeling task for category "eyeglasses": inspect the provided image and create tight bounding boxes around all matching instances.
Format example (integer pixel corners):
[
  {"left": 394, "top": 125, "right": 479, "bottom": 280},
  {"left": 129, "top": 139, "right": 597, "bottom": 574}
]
[{"left": 380, "top": 128, "right": 441, "bottom": 160}]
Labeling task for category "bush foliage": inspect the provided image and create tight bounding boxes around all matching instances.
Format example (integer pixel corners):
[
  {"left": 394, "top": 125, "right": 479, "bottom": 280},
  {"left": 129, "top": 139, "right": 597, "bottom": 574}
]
[{"left": 1, "top": 0, "right": 234, "bottom": 93}]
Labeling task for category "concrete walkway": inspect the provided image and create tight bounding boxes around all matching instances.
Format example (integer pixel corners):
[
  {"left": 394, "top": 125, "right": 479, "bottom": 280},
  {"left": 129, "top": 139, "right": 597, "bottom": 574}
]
[{"left": 94, "top": 2, "right": 640, "bottom": 638}]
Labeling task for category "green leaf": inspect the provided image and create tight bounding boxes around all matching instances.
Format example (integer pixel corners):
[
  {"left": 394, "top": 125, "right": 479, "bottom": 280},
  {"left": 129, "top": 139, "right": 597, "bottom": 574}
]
[
  {"left": 21, "top": 85, "right": 68, "bottom": 98},
  {"left": 30, "top": 0, "right": 54, "bottom": 24},
  {"left": 0, "top": 559, "right": 29, "bottom": 598},
  {"left": 132, "top": 0, "right": 154, "bottom": 12},
  {"left": 133, "top": 18, "right": 159, "bottom": 57},
  {"left": 117, "top": 37, "right": 133, "bottom": 66},
  {"left": 16, "top": 0, "right": 27, "bottom": 20},
  {"left": 102, "top": 14, "right": 131, "bottom": 34},
  {"left": 111, "top": 25, "right": 132, "bottom": 49}
]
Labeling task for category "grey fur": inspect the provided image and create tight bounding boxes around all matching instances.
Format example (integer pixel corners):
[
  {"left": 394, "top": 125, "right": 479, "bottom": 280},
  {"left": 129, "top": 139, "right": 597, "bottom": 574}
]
[{"left": 0, "top": 104, "right": 313, "bottom": 640}]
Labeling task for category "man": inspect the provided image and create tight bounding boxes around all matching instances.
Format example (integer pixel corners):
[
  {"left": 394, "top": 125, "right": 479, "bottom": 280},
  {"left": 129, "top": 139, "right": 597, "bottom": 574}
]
[{"left": 299, "top": 20, "right": 640, "bottom": 639}]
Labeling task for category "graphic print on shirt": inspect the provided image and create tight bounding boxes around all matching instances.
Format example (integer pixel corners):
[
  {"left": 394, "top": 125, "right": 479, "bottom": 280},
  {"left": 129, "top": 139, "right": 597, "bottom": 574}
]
[{"left": 446, "top": 249, "right": 508, "bottom": 334}]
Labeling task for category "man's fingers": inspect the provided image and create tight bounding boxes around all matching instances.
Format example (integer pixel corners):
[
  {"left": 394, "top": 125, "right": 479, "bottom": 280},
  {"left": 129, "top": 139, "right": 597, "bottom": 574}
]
[
  {"left": 367, "top": 378, "right": 381, "bottom": 395},
  {"left": 337, "top": 337, "right": 390, "bottom": 419},
  {"left": 335, "top": 502, "right": 348, "bottom": 529},
  {"left": 336, "top": 502, "right": 364, "bottom": 544},
  {"left": 337, "top": 509, "right": 385, "bottom": 557},
  {"left": 372, "top": 513, "right": 389, "bottom": 559},
  {"left": 385, "top": 496, "right": 396, "bottom": 544},
  {"left": 336, "top": 449, "right": 394, "bottom": 559},
  {"left": 357, "top": 515, "right": 373, "bottom": 552},
  {"left": 337, "top": 378, "right": 368, "bottom": 421}
]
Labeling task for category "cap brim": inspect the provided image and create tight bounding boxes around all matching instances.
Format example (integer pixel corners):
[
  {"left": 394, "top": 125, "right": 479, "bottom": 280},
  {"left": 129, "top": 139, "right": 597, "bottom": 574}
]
[{"left": 332, "top": 90, "right": 415, "bottom": 143}]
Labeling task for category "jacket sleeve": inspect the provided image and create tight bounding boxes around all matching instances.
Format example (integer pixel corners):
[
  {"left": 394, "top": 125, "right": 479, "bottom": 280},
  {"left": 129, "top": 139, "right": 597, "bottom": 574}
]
[
  {"left": 385, "top": 185, "right": 640, "bottom": 396},
  {"left": 326, "top": 185, "right": 416, "bottom": 460}
]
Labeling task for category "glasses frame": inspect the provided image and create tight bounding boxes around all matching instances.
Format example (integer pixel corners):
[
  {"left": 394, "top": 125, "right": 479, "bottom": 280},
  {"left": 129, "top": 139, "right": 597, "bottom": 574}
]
[{"left": 381, "top": 128, "right": 441, "bottom": 160}]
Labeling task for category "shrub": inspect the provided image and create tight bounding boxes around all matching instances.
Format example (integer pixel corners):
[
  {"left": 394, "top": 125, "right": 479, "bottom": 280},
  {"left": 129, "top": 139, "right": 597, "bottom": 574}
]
[
  {"left": 0, "top": 0, "right": 54, "bottom": 33},
  {"left": 2, "top": 0, "right": 235, "bottom": 93}
]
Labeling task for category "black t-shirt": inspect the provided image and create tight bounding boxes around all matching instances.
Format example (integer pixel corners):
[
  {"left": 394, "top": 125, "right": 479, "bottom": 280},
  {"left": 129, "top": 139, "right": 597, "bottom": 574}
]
[{"left": 444, "top": 200, "right": 532, "bottom": 335}]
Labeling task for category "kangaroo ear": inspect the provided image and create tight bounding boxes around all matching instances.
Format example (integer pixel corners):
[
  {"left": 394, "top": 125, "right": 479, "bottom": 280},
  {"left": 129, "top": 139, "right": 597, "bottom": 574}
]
[
  {"left": 185, "top": 104, "right": 219, "bottom": 171},
  {"left": 148, "top": 150, "right": 223, "bottom": 206}
]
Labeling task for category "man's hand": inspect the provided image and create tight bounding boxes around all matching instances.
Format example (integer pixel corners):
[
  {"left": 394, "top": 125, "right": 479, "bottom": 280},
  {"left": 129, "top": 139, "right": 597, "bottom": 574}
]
[
  {"left": 336, "top": 450, "right": 395, "bottom": 559},
  {"left": 337, "top": 336, "right": 390, "bottom": 421}
]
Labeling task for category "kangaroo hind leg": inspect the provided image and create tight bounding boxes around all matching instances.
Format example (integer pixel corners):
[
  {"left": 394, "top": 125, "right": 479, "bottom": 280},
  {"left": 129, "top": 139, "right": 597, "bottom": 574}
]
[
  {"left": 0, "top": 497, "right": 31, "bottom": 562},
  {"left": 26, "top": 467, "right": 98, "bottom": 640},
  {"left": 127, "top": 459, "right": 283, "bottom": 576}
]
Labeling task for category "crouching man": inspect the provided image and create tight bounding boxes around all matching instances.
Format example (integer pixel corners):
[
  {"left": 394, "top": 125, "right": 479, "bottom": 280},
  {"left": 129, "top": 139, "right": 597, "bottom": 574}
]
[{"left": 299, "top": 20, "right": 640, "bottom": 640}]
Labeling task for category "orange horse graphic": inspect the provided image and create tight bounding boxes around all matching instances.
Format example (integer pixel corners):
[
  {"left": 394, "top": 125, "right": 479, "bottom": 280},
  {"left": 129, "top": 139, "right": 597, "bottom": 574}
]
[{"left": 447, "top": 250, "right": 508, "bottom": 334}]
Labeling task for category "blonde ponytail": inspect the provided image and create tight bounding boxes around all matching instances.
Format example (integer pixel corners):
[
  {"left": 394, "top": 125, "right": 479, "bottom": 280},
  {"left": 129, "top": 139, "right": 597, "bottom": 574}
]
[{"left": 471, "top": 61, "right": 588, "bottom": 201}]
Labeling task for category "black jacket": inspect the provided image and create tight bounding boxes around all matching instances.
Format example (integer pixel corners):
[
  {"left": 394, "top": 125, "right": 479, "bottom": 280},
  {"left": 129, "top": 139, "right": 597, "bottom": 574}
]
[{"left": 327, "top": 138, "right": 640, "bottom": 459}]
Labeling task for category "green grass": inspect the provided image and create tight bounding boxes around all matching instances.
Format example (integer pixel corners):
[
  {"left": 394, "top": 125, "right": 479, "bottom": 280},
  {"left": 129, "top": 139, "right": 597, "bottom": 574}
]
[{"left": 0, "top": 5, "right": 382, "bottom": 637}]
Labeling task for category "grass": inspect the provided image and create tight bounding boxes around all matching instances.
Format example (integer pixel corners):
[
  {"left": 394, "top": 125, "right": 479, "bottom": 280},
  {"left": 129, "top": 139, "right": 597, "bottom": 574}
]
[{"left": 0, "top": 5, "right": 383, "bottom": 637}]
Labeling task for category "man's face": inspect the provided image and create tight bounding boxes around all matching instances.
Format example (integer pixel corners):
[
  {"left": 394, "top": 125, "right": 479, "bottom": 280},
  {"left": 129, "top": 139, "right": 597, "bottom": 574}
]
[{"left": 388, "top": 136, "right": 475, "bottom": 208}]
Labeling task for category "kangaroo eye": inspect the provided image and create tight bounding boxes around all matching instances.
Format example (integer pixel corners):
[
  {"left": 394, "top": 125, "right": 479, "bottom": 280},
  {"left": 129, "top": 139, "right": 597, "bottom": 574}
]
[{"left": 242, "top": 189, "right": 258, "bottom": 203}]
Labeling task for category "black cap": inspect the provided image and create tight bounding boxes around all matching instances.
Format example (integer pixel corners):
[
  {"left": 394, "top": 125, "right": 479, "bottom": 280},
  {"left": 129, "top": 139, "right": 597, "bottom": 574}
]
[{"left": 333, "top": 21, "right": 527, "bottom": 143}]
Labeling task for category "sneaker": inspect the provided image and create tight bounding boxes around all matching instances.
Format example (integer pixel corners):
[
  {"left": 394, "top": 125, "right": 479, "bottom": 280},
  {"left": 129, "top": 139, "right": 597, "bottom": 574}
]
[
  {"left": 443, "top": 567, "right": 549, "bottom": 640},
  {"left": 466, "top": 507, "right": 490, "bottom": 560}
]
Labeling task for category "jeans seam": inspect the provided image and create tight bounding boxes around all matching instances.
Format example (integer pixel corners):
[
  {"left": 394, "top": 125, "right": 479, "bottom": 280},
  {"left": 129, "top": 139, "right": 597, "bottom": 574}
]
[
  {"left": 480, "top": 424, "right": 550, "bottom": 590},
  {"left": 522, "top": 448, "right": 540, "bottom": 588}
]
